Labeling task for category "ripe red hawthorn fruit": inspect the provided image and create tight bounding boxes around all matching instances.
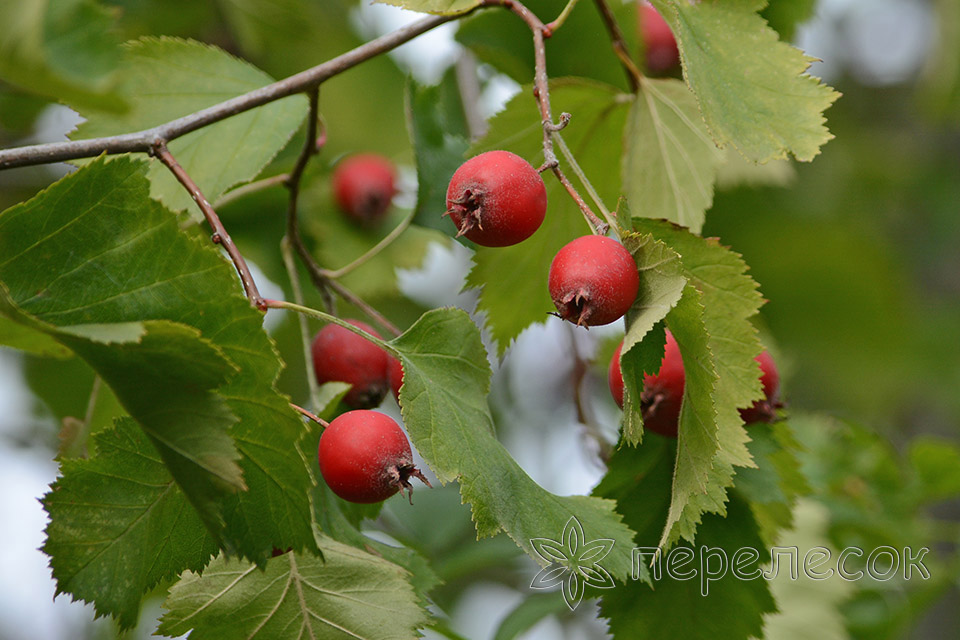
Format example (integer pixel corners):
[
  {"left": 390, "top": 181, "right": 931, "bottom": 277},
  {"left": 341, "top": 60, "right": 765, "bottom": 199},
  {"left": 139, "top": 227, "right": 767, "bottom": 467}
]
[
  {"left": 332, "top": 153, "right": 397, "bottom": 224},
  {"left": 638, "top": 2, "right": 680, "bottom": 73},
  {"left": 608, "top": 330, "right": 685, "bottom": 438},
  {"left": 318, "top": 410, "right": 430, "bottom": 504},
  {"left": 387, "top": 356, "right": 404, "bottom": 403},
  {"left": 739, "top": 350, "right": 783, "bottom": 423},
  {"left": 548, "top": 235, "right": 640, "bottom": 327},
  {"left": 445, "top": 150, "right": 547, "bottom": 247},
  {"left": 311, "top": 320, "right": 389, "bottom": 409}
]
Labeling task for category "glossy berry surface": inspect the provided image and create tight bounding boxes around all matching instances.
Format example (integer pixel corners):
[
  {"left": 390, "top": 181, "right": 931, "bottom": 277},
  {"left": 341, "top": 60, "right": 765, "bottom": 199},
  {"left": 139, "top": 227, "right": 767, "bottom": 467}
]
[
  {"left": 388, "top": 356, "right": 404, "bottom": 403},
  {"left": 332, "top": 153, "right": 396, "bottom": 224},
  {"left": 445, "top": 150, "right": 547, "bottom": 247},
  {"left": 739, "top": 350, "right": 782, "bottom": 423},
  {"left": 549, "top": 235, "right": 640, "bottom": 327},
  {"left": 311, "top": 320, "right": 388, "bottom": 409},
  {"left": 608, "top": 330, "right": 685, "bottom": 438},
  {"left": 639, "top": 2, "right": 679, "bottom": 73},
  {"left": 318, "top": 410, "right": 429, "bottom": 504}
]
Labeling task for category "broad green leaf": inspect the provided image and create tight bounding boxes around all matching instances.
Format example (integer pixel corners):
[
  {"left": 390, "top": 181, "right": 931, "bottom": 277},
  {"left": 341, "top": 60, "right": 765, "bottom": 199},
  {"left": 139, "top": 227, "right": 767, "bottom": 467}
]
[
  {"left": 456, "top": 0, "right": 639, "bottom": 91},
  {"left": 42, "top": 417, "right": 218, "bottom": 628},
  {"left": 159, "top": 539, "right": 428, "bottom": 640},
  {"left": 406, "top": 74, "right": 470, "bottom": 231},
  {"left": 661, "top": 286, "right": 730, "bottom": 548},
  {"left": 466, "top": 79, "right": 629, "bottom": 355},
  {"left": 734, "top": 421, "right": 810, "bottom": 547},
  {"left": 650, "top": 0, "right": 839, "bottom": 162},
  {"left": 0, "top": 0, "right": 125, "bottom": 111},
  {"left": 0, "top": 157, "right": 317, "bottom": 561},
  {"left": 391, "top": 308, "right": 636, "bottom": 579},
  {"left": 600, "top": 492, "right": 776, "bottom": 640},
  {"left": 618, "top": 226, "right": 687, "bottom": 443},
  {"left": 0, "top": 315, "right": 72, "bottom": 357},
  {"left": 623, "top": 78, "right": 723, "bottom": 233},
  {"left": 70, "top": 37, "right": 307, "bottom": 214},
  {"left": 375, "top": 0, "right": 479, "bottom": 15}
]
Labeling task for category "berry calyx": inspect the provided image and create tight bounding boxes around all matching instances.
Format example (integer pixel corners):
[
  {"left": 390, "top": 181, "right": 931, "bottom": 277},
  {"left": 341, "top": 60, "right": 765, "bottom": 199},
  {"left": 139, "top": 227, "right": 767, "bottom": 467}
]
[
  {"left": 739, "top": 350, "right": 783, "bottom": 423},
  {"left": 608, "top": 330, "right": 685, "bottom": 438},
  {"left": 638, "top": 2, "right": 679, "bottom": 73},
  {"left": 548, "top": 235, "right": 640, "bottom": 327},
  {"left": 317, "top": 410, "right": 430, "bottom": 504},
  {"left": 311, "top": 320, "right": 389, "bottom": 409},
  {"left": 388, "top": 355, "right": 404, "bottom": 403},
  {"left": 332, "top": 153, "right": 397, "bottom": 224},
  {"left": 445, "top": 150, "right": 547, "bottom": 247}
]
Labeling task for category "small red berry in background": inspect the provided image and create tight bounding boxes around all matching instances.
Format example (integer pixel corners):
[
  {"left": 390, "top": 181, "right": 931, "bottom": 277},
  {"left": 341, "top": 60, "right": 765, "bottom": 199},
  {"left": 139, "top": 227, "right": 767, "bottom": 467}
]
[
  {"left": 388, "top": 356, "right": 404, "bottom": 403},
  {"left": 608, "top": 330, "right": 685, "bottom": 437},
  {"left": 739, "top": 350, "right": 783, "bottom": 423},
  {"left": 318, "top": 410, "right": 430, "bottom": 504},
  {"left": 638, "top": 2, "right": 679, "bottom": 73},
  {"left": 311, "top": 320, "right": 389, "bottom": 409},
  {"left": 549, "top": 235, "right": 640, "bottom": 327},
  {"left": 332, "top": 153, "right": 397, "bottom": 225},
  {"left": 445, "top": 150, "right": 547, "bottom": 247}
]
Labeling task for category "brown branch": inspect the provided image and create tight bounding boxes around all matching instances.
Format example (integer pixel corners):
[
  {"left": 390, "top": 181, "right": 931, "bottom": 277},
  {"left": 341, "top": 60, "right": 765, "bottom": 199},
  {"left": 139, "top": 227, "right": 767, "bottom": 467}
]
[
  {"left": 151, "top": 141, "right": 263, "bottom": 307},
  {"left": 592, "top": 0, "right": 642, "bottom": 92},
  {"left": 290, "top": 403, "right": 329, "bottom": 428},
  {"left": 284, "top": 89, "right": 335, "bottom": 313},
  {"left": 0, "top": 13, "right": 467, "bottom": 170}
]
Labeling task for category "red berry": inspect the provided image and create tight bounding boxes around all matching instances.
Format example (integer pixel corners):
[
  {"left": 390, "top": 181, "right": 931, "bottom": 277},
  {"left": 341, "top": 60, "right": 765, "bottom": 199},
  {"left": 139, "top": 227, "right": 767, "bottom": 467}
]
[
  {"left": 608, "top": 331, "right": 685, "bottom": 438},
  {"left": 739, "top": 350, "right": 782, "bottom": 423},
  {"left": 548, "top": 235, "right": 639, "bottom": 327},
  {"left": 318, "top": 410, "right": 430, "bottom": 504},
  {"left": 388, "top": 356, "right": 404, "bottom": 403},
  {"left": 332, "top": 153, "right": 396, "bottom": 224},
  {"left": 311, "top": 320, "right": 388, "bottom": 409},
  {"left": 639, "top": 3, "right": 679, "bottom": 73},
  {"left": 445, "top": 150, "right": 547, "bottom": 247}
]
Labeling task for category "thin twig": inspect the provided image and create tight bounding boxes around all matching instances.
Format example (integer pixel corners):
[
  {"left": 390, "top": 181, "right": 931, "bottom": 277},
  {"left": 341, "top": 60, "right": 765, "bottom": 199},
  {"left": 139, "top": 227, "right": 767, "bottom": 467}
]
[
  {"left": 592, "top": 0, "right": 642, "bottom": 92},
  {"left": 214, "top": 173, "right": 289, "bottom": 208},
  {"left": 151, "top": 140, "right": 263, "bottom": 307},
  {"left": 543, "top": 0, "right": 582, "bottom": 36},
  {"left": 0, "top": 13, "right": 470, "bottom": 170},
  {"left": 552, "top": 163, "right": 609, "bottom": 235},
  {"left": 326, "top": 279, "right": 402, "bottom": 337},
  {"left": 290, "top": 403, "right": 329, "bottom": 428},
  {"left": 281, "top": 237, "right": 322, "bottom": 412},
  {"left": 284, "top": 89, "right": 335, "bottom": 314},
  {"left": 566, "top": 324, "right": 612, "bottom": 464},
  {"left": 553, "top": 131, "right": 618, "bottom": 231},
  {"left": 454, "top": 52, "right": 488, "bottom": 140},
  {"left": 324, "top": 209, "right": 415, "bottom": 279},
  {"left": 263, "top": 298, "right": 399, "bottom": 354}
]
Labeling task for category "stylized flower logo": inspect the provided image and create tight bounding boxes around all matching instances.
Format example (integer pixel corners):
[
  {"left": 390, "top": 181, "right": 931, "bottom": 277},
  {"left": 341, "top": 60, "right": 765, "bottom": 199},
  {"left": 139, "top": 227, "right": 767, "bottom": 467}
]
[{"left": 529, "top": 517, "right": 616, "bottom": 610}]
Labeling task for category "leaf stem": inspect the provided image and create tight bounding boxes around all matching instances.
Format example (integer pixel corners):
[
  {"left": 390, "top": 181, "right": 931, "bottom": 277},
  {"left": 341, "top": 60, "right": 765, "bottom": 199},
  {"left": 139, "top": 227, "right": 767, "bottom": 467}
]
[
  {"left": 324, "top": 209, "right": 415, "bottom": 279},
  {"left": 214, "top": 173, "right": 289, "bottom": 209},
  {"left": 290, "top": 403, "right": 329, "bottom": 428},
  {"left": 543, "top": 0, "right": 582, "bottom": 36},
  {"left": 553, "top": 131, "right": 619, "bottom": 232},
  {"left": 262, "top": 299, "right": 397, "bottom": 353},
  {"left": 151, "top": 140, "right": 264, "bottom": 308},
  {"left": 592, "top": 0, "right": 642, "bottom": 92},
  {"left": 281, "top": 237, "right": 322, "bottom": 412}
]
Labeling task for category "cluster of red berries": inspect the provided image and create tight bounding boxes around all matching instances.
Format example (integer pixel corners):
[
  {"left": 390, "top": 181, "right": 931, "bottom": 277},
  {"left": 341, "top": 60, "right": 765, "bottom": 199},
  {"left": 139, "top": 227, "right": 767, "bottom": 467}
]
[
  {"left": 445, "top": 150, "right": 640, "bottom": 328},
  {"left": 607, "top": 330, "right": 783, "bottom": 437},
  {"left": 311, "top": 321, "right": 426, "bottom": 504}
]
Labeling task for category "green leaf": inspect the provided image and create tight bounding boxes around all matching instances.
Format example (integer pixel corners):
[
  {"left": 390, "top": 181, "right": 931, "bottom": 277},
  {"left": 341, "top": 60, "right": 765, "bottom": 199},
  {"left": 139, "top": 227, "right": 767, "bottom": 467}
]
[
  {"left": 715, "top": 148, "right": 795, "bottom": 190},
  {"left": 600, "top": 492, "right": 776, "bottom": 640},
  {"left": 159, "top": 538, "right": 428, "bottom": 640},
  {"left": 761, "top": 0, "right": 817, "bottom": 41},
  {"left": 390, "top": 308, "right": 636, "bottom": 579},
  {"left": 0, "top": 156, "right": 317, "bottom": 561},
  {"left": 0, "top": 315, "right": 72, "bottom": 357},
  {"left": 0, "top": 0, "right": 125, "bottom": 111},
  {"left": 650, "top": 0, "right": 839, "bottom": 162},
  {"left": 375, "top": 0, "right": 479, "bottom": 15},
  {"left": 618, "top": 227, "right": 687, "bottom": 443},
  {"left": 406, "top": 74, "right": 470, "bottom": 232},
  {"left": 466, "top": 79, "right": 629, "bottom": 355},
  {"left": 623, "top": 78, "right": 723, "bottom": 233},
  {"left": 908, "top": 437, "right": 960, "bottom": 504},
  {"left": 70, "top": 37, "right": 307, "bottom": 214},
  {"left": 492, "top": 592, "right": 570, "bottom": 640},
  {"left": 42, "top": 417, "right": 218, "bottom": 629},
  {"left": 734, "top": 421, "right": 810, "bottom": 547}
]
